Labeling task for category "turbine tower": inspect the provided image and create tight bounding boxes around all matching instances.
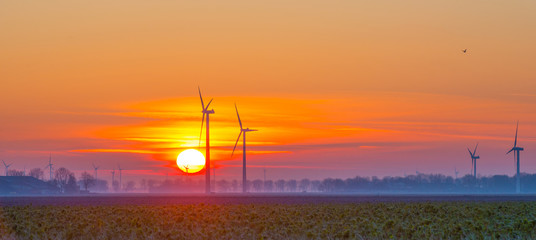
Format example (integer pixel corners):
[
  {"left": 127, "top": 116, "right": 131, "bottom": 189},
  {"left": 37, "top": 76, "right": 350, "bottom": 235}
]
[
  {"left": 2, "top": 160, "right": 12, "bottom": 176},
  {"left": 118, "top": 164, "right": 123, "bottom": 192},
  {"left": 198, "top": 87, "right": 214, "bottom": 194},
  {"left": 232, "top": 104, "right": 258, "bottom": 193},
  {"left": 111, "top": 168, "right": 115, "bottom": 191},
  {"left": 467, "top": 143, "right": 479, "bottom": 177},
  {"left": 45, "top": 154, "right": 53, "bottom": 181},
  {"left": 507, "top": 121, "right": 524, "bottom": 193},
  {"left": 92, "top": 163, "right": 100, "bottom": 181}
]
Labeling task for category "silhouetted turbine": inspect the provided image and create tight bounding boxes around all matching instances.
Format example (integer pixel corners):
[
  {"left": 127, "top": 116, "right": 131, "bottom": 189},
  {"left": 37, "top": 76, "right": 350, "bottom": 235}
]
[
  {"left": 232, "top": 104, "right": 258, "bottom": 193},
  {"left": 507, "top": 121, "right": 524, "bottom": 193},
  {"left": 2, "top": 160, "right": 12, "bottom": 176},
  {"left": 198, "top": 87, "right": 215, "bottom": 194},
  {"left": 467, "top": 143, "right": 479, "bottom": 177}
]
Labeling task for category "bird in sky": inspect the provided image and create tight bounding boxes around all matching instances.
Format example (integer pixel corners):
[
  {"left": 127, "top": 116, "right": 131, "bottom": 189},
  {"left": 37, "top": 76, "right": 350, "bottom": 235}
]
[{"left": 462, "top": 49, "right": 467, "bottom": 53}]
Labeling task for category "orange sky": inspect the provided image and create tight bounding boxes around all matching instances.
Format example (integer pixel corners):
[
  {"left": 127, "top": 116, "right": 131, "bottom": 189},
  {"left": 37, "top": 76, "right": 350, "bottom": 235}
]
[{"left": 1, "top": 0, "right": 536, "bottom": 183}]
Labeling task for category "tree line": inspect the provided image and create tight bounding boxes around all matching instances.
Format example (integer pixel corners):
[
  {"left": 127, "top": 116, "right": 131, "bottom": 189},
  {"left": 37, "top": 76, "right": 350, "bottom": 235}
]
[
  {"left": 147, "top": 173, "right": 536, "bottom": 193},
  {"left": 8, "top": 167, "right": 536, "bottom": 193}
]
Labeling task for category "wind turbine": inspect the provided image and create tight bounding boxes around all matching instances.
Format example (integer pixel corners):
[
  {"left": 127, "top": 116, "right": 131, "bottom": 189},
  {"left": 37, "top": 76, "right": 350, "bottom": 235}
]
[
  {"left": 92, "top": 163, "right": 100, "bottom": 181},
  {"left": 44, "top": 154, "right": 53, "bottom": 181},
  {"left": 118, "top": 164, "right": 123, "bottom": 192},
  {"left": 507, "top": 121, "right": 524, "bottom": 193},
  {"left": 183, "top": 164, "right": 189, "bottom": 176},
  {"left": 467, "top": 143, "right": 479, "bottom": 178},
  {"left": 198, "top": 87, "right": 214, "bottom": 194},
  {"left": 111, "top": 168, "right": 115, "bottom": 191},
  {"left": 454, "top": 167, "right": 459, "bottom": 180},
  {"left": 2, "top": 160, "right": 12, "bottom": 176},
  {"left": 232, "top": 104, "right": 258, "bottom": 193}
]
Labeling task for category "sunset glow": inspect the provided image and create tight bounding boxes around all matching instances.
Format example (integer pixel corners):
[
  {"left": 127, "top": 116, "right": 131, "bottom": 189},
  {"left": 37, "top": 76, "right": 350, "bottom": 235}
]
[
  {"left": 176, "top": 149, "right": 205, "bottom": 174},
  {"left": 1, "top": 0, "right": 535, "bottom": 184}
]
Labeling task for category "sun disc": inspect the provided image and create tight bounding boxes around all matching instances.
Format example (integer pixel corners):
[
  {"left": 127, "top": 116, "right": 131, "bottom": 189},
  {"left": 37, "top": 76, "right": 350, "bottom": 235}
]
[{"left": 176, "top": 149, "right": 205, "bottom": 174}]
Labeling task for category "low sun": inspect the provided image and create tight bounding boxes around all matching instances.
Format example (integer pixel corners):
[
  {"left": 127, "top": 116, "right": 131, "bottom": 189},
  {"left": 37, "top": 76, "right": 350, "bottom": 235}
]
[{"left": 176, "top": 149, "right": 205, "bottom": 174}]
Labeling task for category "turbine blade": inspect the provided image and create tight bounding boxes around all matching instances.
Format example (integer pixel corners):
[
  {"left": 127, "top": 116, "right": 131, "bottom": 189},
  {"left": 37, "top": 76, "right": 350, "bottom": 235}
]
[
  {"left": 231, "top": 131, "right": 242, "bottom": 157},
  {"left": 198, "top": 86, "right": 205, "bottom": 109},
  {"left": 199, "top": 113, "right": 205, "bottom": 147},
  {"left": 473, "top": 143, "right": 478, "bottom": 155},
  {"left": 507, "top": 148, "right": 514, "bottom": 154},
  {"left": 514, "top": 121, "right": 519, "bottom": 147},
  {"left": 467, "top": 148, "right": 473, "bottom": 157},
  {"left": 205, "top": 98, "right": 214, "bottom": 109},
  {"left": 235, "top": 103, "right": 243, "bottom": 129}
]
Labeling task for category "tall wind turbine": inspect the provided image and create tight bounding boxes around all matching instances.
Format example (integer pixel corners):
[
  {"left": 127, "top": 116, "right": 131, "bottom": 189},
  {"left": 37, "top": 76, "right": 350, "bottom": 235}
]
[
  {"left": 92, "top": 163, "right": 100, "bottom": 181},
  {"left": 118, "top": 164, "right": 123, "bottom": 192},
  {"left": 2, "top": 160, "right": 12, "bottom": 176},
  {"left": 198, "top": 87, "right": 214, "bottom": 194},
  {"left": 507, "top": 121, "right": 524, "bottom": 193},
  {"left": 467, "top": 143, "right": 479, "bottom": 177},
  {"left": 232, "top": 104, "right": 258, "bottom": 193}
]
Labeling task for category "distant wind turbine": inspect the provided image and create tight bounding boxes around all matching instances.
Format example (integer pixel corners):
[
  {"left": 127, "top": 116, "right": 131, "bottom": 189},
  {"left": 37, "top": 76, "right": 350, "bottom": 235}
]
[
  {"left": 232, "top": 104, "right": 258, "bottom": 193},
  {"left": 198, "top": 87, "right": 214, "bottom": 194},
  {"left": 92, "top": 163, "right": 100, "bottom": 181},
  {"left": 467, "top": 143, "right": 479, "bottom": 178},
  {"left": 183, "top": 164, "right": 189, "bottom": 176},
  {"left": 507, "top": 121, "right": 524, "bottom": 193},
  {"left": 118, "top": 164, "right": 123, "bottom": 192},
  {"left": 2, "top": 160, "right": 12, "bottom": 176},
  {"left": 454, "top": 167, "right": 459, "bottom": 179},
  {"left": 44, "top": 154, "right": 53, "bottom": 181},
  {"left": 111, "top": 168, "right": 116, "bottom": 191}
]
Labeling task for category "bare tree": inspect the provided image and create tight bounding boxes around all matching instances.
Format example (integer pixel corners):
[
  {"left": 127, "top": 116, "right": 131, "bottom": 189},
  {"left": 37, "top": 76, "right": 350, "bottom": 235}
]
[
  {"left": 7, "top": 169, "right": 24, "bottom": 176},
  {"left": 80, "top": 171, "right": 95, "bottom": 191},
  {"left": 125, "top": 181, "right": 136, "bottom": 192},
  {"left": 54, "top": 167, "right": 72, "bottom": 193},
  {"left": 286, "top": 179, "right": 297, "bottom": 192},
  {"left": 217, "top": 180, "right": 230, "bottom": 192},
  {"left": 275, "top": 179, "right": 286, "bottom": 192},
  {"left": 252, "top": 179, "right": 263, "bottom": 192},
  {"left": 299, "top": 178, "right": 311, "bottom": 192},
  {"left": 112, "top": 180, "right": 120, "bottom": 192},
  {"left": 65, "top": 174, "right": 79, "bottom": 194},
  {"left": 29, "top": 168, "right": 44, "bottom": 180},
  {"left": 231, "top": 180, "right": 238, "bottom": 192},
  {"left": 140, "top": 179, "right": 147, "bottom": 191},
  {"left": 264, "top": 180, "right": 273, "bottom": 192}
]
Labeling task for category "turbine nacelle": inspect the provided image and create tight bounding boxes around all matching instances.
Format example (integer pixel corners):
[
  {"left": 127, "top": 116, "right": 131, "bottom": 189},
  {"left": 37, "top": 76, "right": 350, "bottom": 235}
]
[
  {"left": 507, "top": 146, "right": 524, "bottom": 154},
  {"left": 203, "top": 109, "right": 215, "bottom": 114},
  {"left": 231, "top": 104, "right": 258, "bottom": 157}
]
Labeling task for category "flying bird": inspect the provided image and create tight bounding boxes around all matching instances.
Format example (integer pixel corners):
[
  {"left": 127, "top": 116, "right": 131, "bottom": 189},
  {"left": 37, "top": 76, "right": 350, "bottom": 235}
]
[{"left": 462, "top": 49, "right": 467, "bottom": 53}]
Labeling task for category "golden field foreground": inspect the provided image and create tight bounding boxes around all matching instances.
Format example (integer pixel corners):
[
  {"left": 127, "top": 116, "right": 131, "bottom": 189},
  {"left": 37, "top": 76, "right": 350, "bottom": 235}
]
[{"left": 1, "top": 202, "right": 536, "bottom": 239}]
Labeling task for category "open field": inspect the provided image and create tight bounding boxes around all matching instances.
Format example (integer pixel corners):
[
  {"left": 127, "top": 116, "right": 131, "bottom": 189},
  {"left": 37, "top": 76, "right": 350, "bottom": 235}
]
[
  {"left": 3, "top": 194, "right": 536, "bottom": 206},
  {"left": 0, "top": 195, "right": 536, "bottom": 239}
]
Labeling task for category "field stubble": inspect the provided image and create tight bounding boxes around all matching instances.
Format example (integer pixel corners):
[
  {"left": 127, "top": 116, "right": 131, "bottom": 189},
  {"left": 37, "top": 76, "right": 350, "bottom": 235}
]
[{"left": 0, "top": 201, "right": 535, "bottom": 239}]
